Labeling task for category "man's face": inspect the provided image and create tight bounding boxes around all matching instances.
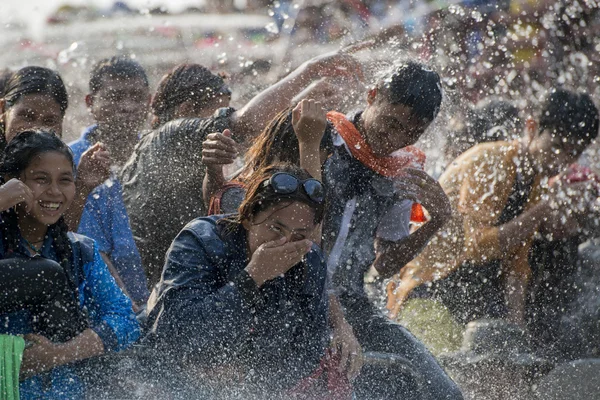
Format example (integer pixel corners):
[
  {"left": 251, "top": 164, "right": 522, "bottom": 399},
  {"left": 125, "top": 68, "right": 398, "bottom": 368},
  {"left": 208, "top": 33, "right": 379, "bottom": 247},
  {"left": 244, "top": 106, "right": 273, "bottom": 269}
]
[
  {"left": 88, "top": 76, "right": 150, "bottom": 137},
  {"left": 361, "top": 89, "right": 431, "bottom": 157},
  {"left": 529, "top": 130, "right": 588, "bottom": 176}
]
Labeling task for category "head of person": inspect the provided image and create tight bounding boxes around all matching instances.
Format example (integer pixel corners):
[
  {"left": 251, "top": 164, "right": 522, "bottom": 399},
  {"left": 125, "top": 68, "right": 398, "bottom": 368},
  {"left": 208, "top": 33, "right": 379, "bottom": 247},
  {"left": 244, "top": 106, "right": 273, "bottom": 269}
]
[
  {"left": 527, "top": 88, "right": 599, "bottom": 175},
  {"left": 361, "top": 62, "right": 442, "bottom": 156},
  {"left": 87, "top": 55, "right": 150, "bottom": 135},
  {"left": 241, "top": 108, "right": 333, "bottom": 179},
  {"left": 236, "top": 164, "right": 325, "bottom": 255},
  {"left": 0, "top": 130, "right": 75, "bottom": 260},
  {"left": 151, "top": 63, "right": 231, "bottom": 128},
  {"left": 0, "top": 66, "right": 68, "bottom": 149}
]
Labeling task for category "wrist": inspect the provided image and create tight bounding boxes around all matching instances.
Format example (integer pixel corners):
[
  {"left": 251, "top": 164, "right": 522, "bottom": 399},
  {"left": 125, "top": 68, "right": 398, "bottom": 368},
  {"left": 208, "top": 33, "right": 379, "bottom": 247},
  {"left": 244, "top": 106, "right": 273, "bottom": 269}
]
[
  {"left": 245, "top": 263, "right": 266, "bottom": 287},
  {"left": 76, "top": 178, "right": 94, "bottom": 196}
]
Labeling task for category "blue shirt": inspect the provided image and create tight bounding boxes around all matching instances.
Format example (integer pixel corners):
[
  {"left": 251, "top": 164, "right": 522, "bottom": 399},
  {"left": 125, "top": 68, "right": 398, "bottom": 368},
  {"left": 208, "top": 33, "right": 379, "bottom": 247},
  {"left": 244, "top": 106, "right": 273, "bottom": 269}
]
[
  {"left": 0, "top": 231, "right": 140, "bottom": 399},
  {"left": 69, "top": 125, "right": 149, "bottom": 303}
]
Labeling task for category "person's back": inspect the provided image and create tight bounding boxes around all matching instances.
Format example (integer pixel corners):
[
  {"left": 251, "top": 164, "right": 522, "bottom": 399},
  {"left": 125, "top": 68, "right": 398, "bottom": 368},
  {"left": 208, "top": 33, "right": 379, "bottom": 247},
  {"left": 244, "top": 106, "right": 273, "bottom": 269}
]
[{"left": 120, "top": 113, "right": 234, "bottom": 286}]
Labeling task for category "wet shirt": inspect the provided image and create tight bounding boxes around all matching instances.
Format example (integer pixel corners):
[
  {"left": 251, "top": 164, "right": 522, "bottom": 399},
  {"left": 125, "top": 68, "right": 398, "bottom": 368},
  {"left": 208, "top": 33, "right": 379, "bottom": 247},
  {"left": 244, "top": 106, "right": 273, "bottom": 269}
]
[
  {"left": 119, "top": 108, "right": 235, "bottom": 287},
  {"left": 69, "top": 125, "right": 149, "bottom": 304},
  {"left": 145, "top": 215, "right": 329, "bottom": 391},
  {"left": 322, "top": 112, "right": 413, "bottom": 298},
  {"left": 0, "top": 230, "right": 140, "bottom": 399}
]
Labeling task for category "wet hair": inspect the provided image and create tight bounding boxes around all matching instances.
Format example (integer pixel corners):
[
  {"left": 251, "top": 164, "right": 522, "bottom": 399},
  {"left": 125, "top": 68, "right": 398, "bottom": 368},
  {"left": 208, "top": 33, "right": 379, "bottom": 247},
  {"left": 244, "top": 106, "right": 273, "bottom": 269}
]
[
  {"left": 89, "top": 55, "right": 149, "bottom": 95},
  {"left": 239, "top": 108, "right": 333, "bottom": 180},
  {"left": 0, "top": 69, "right": 14, "bottom": 98},
  {"left": 538, "top": 88, "right": 599, "bottom": 146},
  {"left": 150, "top": 63, "right": 230, "bottom": 128},
  {"left": 469, "top": 98, "right": 522, "bottom": 143},
  {"left": 237, "top": 163, "right": 325, "bottom": 225},
  {"left": 0, "top": 130, "right": 76, "bottom": 288},
  {"left": 3, "top": 66, "right": 69, "bottom": 115},
  {"left": 377, "top": 62, "right": 443, "bottom": 123}
]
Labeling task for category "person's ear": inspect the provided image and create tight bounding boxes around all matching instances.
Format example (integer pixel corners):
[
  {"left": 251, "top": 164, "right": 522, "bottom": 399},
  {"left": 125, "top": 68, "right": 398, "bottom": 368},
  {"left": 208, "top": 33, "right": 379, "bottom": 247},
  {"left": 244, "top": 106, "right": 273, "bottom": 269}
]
[
  {"left": 367, "top": 88, "right": 378, "bottom": 105},
  {"left": 85, "top": 94, "right": 94, "bottom": 111}
]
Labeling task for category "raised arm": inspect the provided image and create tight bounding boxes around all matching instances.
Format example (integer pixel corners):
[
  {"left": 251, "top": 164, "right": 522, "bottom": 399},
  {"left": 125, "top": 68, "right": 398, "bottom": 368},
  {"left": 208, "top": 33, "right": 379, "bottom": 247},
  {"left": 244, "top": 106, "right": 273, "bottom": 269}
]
[{"left": 231, "top": 52, "right": 362, "bottom": 143}]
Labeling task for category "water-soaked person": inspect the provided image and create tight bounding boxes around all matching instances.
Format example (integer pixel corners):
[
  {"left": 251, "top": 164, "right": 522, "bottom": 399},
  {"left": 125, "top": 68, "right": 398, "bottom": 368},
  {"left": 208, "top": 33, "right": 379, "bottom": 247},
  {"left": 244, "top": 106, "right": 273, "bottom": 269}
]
[
  {"left": 145, "top": 164, "right": 329, "bottom": 396},
  {"left": 389, "top": 89, "right": 599, "bottom": 345},
  {"left": 203, "top": 100, "right": 364, "bottom": 381},
  {"left": 69, "top": 56, "right": 151, "bottom": 307},
  {"left": 0, "top": 131, "right": 139, "bottom": 399},
  {"left": 0, "top": 66, "right": 111, "bottom": 235},
  {"left": 322, "top": 63, "right": 462, "bottom": 399},
  {"left": 203, "top": 63, "right": 462, "bottom": 399},
  {"left": 120, "top": 52, "right": 362, "bottom": 287}
]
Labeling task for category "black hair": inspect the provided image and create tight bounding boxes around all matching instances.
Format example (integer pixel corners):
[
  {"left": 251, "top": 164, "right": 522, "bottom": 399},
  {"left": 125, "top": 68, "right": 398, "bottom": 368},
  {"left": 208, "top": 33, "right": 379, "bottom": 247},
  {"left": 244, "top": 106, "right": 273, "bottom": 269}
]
[
  {"left": 0, "top": 130, "right": 76, "bottom": 289},
  {"left": 539, "top": 88, "right": 599, "bottom": 146},
  {"left": 89, "top": 55, "right": 149, "bottom": 94},
  {"left": 151, "top": 63, "right": 230, "bottom": 128},
  {"left": 0, "top": 69, "right": 14, "bottom": 98},
  {"left": 377, "top": 62, "right": 443, "bottom": 123},
  {"left": 3, "top": 66, "right": 68, "bottom": 115},
  {"left": 469, "top": 97, "right": 522, "bottom": 143}
]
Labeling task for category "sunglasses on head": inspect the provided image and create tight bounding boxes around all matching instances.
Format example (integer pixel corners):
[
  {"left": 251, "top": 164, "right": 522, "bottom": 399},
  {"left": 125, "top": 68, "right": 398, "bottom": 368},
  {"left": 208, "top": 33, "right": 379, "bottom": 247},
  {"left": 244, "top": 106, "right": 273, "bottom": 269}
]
[{"left": 261, "top": 172, "right": 325, "bottom": 204}]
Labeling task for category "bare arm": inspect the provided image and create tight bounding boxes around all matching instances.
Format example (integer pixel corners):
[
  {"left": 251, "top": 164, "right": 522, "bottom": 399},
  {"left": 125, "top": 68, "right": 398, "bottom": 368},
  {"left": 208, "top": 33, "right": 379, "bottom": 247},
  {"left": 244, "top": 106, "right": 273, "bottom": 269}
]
[{"left": 231, "top": 52, "right": 362, "bottom": 142}]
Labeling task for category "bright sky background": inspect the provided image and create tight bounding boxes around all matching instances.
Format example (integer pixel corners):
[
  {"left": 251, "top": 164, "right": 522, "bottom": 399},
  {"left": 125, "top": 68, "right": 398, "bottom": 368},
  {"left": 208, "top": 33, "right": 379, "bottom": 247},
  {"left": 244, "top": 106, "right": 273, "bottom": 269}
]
[{"left": 0, "top": 0, "right": 205, "bottom": 25}]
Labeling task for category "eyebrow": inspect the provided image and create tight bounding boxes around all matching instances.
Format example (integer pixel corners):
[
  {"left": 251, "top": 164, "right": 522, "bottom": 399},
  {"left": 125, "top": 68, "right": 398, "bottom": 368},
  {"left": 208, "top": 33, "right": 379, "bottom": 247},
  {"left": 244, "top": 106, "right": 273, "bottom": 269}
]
[{"left": 275, "top": 220, "right": 309, "bottom": 233}]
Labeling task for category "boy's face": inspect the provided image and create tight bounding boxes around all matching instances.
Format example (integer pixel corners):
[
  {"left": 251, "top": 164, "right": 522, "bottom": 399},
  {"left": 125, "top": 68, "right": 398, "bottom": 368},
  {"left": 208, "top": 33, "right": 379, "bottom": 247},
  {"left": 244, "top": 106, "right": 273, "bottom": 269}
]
[
  {"left": 361, "top": 89, "right": 431, "bottom": 157},
  {"left": 529, "top": 130, "right": 588, "bottom": 176},
  {"left": 88, "top": 76, "right": 150, "bottom": 137}
]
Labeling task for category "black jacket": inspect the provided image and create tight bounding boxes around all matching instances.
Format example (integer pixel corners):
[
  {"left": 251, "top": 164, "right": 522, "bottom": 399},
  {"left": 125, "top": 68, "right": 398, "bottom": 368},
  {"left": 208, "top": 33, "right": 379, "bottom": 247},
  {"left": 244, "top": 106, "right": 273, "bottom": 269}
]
[{"left": 145, "top": 215, "right": 329, "bottom": 391}]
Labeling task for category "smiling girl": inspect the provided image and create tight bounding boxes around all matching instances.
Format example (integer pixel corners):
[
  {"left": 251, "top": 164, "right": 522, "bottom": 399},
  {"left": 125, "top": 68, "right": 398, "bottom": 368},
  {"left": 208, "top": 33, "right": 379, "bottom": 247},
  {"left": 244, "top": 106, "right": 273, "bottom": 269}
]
[{"left": 0, "top": 130, "right": 139, "bottom": 399}]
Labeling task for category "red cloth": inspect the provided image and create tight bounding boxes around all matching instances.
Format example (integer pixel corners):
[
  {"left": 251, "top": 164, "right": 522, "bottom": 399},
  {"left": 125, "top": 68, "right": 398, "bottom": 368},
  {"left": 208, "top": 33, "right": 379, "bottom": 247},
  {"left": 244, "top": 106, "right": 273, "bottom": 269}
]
[
  {"left": 327, "top": 111, "right": 428, "bottom": 222},
  {"left": 287, "top": 349, "right": 354, "bottom": 399}
]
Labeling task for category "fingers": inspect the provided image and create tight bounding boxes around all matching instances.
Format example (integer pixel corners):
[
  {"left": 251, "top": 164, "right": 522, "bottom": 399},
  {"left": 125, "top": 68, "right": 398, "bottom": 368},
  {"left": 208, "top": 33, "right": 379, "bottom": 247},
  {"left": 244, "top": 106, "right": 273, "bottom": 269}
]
[
  {"left": 349, "top": 348, "right": 364, "bottom": 380},
  {"left": 292, "top": 102, "right": 302, "bottom": 125},
  {"left": 339, "top": 341, "right": 350, "bottom": 374},
  {"left": 22, "top": 185, "right": 35, "bottom": 213},
  {"left": 222, "top": 129, "right": 232, "bottom": 138},
  {"left": 261, "top": 236, "right": 288, "bottom": 249}
]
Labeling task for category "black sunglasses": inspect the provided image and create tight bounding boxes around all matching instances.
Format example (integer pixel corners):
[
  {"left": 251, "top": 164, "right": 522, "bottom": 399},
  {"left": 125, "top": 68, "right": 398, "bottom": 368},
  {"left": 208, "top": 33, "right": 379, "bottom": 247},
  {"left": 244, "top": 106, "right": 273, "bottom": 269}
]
[{"left": 261, "top": 172, "right": 325, "bottom": 204}]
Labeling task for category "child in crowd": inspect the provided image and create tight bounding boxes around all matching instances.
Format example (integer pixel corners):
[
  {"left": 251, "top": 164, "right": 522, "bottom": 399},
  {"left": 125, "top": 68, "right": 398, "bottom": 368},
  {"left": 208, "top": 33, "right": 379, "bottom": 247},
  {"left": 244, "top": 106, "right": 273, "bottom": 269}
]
[
  {"left": 0, "top": 130, "right": 139, "bottom": 399},
  {"left": 69, "top": 56, "right": 151, "bottom": 307},
  {"left": 0, "top": 65, "right": 111, "bottom": 235}
]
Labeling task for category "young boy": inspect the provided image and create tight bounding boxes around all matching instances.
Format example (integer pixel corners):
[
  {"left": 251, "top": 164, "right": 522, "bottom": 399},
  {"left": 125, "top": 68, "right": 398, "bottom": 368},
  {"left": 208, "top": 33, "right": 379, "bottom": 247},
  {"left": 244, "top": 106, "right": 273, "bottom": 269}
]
[
  {"left": 322, "top": 62, "right": 463, "bottom": 399},
  {"left": 69, "top": 56, "right": 151, "bottom": 307}
]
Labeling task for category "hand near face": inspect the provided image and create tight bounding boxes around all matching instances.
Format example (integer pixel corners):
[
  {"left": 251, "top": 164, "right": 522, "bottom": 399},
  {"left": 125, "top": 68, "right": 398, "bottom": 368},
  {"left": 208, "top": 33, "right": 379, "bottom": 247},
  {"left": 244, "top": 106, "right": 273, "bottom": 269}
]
[
  {"left": 0, "top": 178, "right": 35, "bottom": 212},
  {"left": 77, "top": 142, "right": 111, "bottom": 191},
  {"left": 292, "top": 99, "right": 327, "bottom": 148},
  {"left": 246, "top": 237, "right": 312, "bottom": 287}
]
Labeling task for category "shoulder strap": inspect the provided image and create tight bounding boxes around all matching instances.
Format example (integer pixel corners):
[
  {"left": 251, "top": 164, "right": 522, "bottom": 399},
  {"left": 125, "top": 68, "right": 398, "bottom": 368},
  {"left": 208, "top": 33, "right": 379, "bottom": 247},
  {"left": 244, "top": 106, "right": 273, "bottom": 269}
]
[{"left": 67, "top": 233, "right": 96, "bottom": 288}]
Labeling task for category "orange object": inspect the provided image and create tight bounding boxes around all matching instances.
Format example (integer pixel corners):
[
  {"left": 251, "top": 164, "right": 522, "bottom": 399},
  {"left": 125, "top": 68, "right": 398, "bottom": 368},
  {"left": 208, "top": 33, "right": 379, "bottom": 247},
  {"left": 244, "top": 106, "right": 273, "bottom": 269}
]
[{"left": 327, "top": 111, "right": 428, "bottom": 223}]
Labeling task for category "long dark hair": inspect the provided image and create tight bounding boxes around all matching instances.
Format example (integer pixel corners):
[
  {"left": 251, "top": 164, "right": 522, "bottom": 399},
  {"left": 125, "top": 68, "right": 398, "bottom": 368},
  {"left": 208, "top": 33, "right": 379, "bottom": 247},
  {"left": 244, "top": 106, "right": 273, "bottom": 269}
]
[
  {"left": 1, "top": 66, "right": 68, "bottom": 151},
  {"left": 239, "top": 108, "right": 333, "bottom": 181},
  {"left": 0, "top": 130, "right": 75, "bottom": 280}
]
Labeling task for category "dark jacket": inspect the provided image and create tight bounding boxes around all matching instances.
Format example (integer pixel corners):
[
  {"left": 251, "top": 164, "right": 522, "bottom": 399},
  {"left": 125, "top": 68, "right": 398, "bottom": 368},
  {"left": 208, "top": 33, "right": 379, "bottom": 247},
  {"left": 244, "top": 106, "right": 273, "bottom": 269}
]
[{"left": 145, "top": 215, "right": 329, "bottom": 391}]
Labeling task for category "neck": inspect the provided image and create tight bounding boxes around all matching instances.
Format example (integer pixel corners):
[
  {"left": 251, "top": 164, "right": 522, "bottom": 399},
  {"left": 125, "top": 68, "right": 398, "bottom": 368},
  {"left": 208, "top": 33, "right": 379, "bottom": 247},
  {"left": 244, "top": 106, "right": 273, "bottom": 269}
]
[{"left": 18, "top": 215, "right": 48, "bottom": 245}]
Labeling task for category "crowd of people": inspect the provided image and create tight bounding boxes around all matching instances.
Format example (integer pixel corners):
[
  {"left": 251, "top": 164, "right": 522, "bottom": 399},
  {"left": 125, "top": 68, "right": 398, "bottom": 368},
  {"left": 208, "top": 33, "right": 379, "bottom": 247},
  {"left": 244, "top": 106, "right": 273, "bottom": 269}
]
[{"left": 1, "top": 0, "right": 600, "bottom": 399}]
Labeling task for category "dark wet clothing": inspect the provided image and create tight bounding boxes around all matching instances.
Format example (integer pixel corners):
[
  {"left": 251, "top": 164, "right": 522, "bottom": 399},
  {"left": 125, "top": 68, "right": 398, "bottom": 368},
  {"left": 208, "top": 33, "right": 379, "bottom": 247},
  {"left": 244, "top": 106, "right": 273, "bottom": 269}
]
[
  {"left": 322, "top": 112, "right": 463, "bottom": 400},
  {"left": 120, "top": 108, "right": 235, "bottom": 287},
  {"left": 145, "top": 215, "right": 329, "bottom": 393}
]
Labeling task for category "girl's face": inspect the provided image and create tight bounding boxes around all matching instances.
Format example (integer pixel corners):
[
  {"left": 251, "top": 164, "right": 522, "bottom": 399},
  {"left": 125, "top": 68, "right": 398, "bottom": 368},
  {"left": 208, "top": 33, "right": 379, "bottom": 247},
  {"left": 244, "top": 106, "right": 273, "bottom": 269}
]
[
  {"left": 245, "top": 201, "right": 317, "bottom": 256},
  {"left": 17, "top": 151, "right": 75, "bottom": 226},
  {"left": 2, "top": 94, "right": 64, "bottom": 143}
]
